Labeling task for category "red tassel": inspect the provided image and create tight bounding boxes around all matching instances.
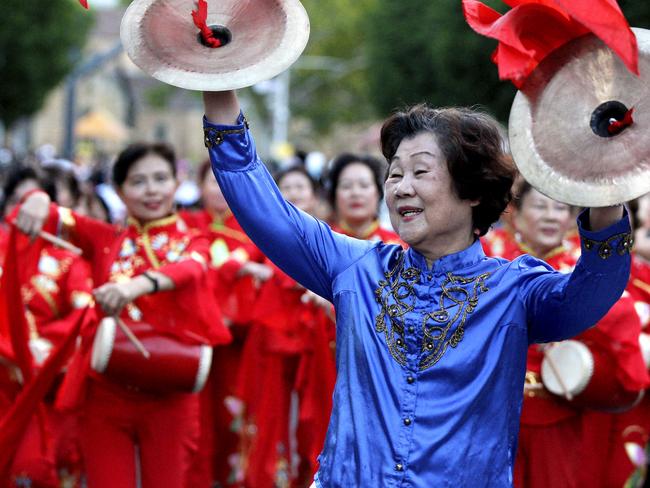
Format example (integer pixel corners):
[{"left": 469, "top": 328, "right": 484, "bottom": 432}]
[
  {"left": 463, "top": 0, "right": 639, "bottom": 87},
  {"left": 78, "top": 0, "right": 89, "bottom": 9},
  {"left": 191, "top": 0, "right": 222, "bottom": 48},
  {"left": 607, "top": 107, "right": 635, "bottom": 135}
]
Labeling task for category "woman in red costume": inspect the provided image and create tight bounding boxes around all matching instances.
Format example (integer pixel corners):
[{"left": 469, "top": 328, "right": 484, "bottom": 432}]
[
  {"left": 182, "top": 160, "right": 271, "bottom": 487},
  {"left": 327, "top": 153, "right": 401, "bottom": 244},
  {"left": 15, "top": 143, "right": 231, "bottom": 488},
  {"left": 232, "top": 165, "right": 335, "bottom": 488},
  {"left": 487, "top": 181, "right": 648, "bottom": 488},
  {"left": 0, "top": 166, "right": 93, "bottom": 488},
  {"left": 612, "top": 194, "right": 650, "bottom": 487}
]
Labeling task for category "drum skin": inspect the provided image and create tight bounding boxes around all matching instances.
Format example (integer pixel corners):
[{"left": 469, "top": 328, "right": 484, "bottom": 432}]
[
  {"left": 541, "top": 340, "right": 643, "bottom": 412},
  {"left": 91, "top": 318, "right": 212, "bottom": 394}
]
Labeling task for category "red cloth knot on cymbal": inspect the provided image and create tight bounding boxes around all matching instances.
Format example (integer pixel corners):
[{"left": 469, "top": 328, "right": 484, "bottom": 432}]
[
  {"left": 192, "top": 0, "right": 223, "bottom": 48},
  {"left": 608, "top": 107, "right": 635, "bottom": 135}
]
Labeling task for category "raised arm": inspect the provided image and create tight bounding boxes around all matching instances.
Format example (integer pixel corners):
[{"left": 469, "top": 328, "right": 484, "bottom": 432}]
[
  {"left": 203, "top": 90, "right": 375, "bottom": 301},
  {"left": 521, "top": 208, "right": 632, "bottom": 343}
]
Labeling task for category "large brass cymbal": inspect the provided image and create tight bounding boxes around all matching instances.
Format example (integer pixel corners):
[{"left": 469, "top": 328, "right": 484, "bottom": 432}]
[
  {"left": 509, "top": 28, "right": 650, "bottom": 207},
  {"left": 120, "top": 0, "right": 310, "bottom": 91}
]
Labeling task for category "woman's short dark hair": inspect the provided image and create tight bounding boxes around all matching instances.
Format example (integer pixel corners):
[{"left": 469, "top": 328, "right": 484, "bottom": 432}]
[
  {"left": 112, "top": 142, "right": 176, "bottom": 187},
  {"left": 380, "top": 104, "right": 516, "bottom": 237},
  {"left": 512, "top": 179, "right": 534, "bottom": 210},
  {"left": 1, "top": 165, "right": 56, "bottom": 216},
  {"left": 512, "top": 178, "right": 576, "bottom": 214},
  {"left": 326, "top": 153, "right": 385, "bottom": 209},
  {"left": 275, "top": 165, "right": 318, "bottom": 194},
  {"left": 43, "top": 166, "right": 81, "bottom": 206}
]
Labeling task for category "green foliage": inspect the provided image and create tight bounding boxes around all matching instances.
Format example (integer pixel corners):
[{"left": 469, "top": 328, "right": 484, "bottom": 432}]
[
  {"left": 0, "top": 0, "right": 92, "bottom": 127},
  {"left": 364, "top": 0, "right": 515, "bottom": 123},
  {"left": 620, "top": 1, "right": 650, "bottom": 28},
  {"left": 294, "top": 0, "right": 515, "bottom": 132},
  {"left": 145, "top": 84, "right": 174, "bottom": 109},
  {"left": 292, "top": 0, "right": 378, "bottom": 132}
]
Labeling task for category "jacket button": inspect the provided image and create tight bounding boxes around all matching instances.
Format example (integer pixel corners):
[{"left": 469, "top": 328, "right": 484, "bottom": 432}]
[
  {"left": 403, "top": 418, "right": 412, "bottom": 426},
  {"left": 407, "top": 376, "right": 415, "bottom": 384},
  {"left": 395, "top": 463, "right": 404, "bottom": 472}
]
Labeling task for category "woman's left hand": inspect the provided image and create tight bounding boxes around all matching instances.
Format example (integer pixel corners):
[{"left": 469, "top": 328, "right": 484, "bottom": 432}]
[{"left": 93, "top": 282, "right": 137, "bottom": 316}]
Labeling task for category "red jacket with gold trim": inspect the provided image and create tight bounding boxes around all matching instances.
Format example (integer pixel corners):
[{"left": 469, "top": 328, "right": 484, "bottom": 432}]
[{"left": 181, "top": 209, "right": 264, "bottom": 329}]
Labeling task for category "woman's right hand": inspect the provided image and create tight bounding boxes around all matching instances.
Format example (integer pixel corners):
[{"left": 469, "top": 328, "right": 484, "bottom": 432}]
[{"left": 15, "top": 191, "right": 51, "bottom": 239}]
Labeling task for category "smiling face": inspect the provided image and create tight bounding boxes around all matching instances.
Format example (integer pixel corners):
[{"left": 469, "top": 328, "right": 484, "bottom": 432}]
[
  {"left": 335, "top": 162, "right": 380, "bottom": 227},
  {"left": 278, "top": 170, "right": 316, "bottom": 214},
  {"left": 117, "top": 153, "right": 178, "bottom": 223},
  {"left": 385, "top": 132, "right": 476, "bottom": 261},
  {"left": 513, "top": 188, "right": 573, "bottom": 257}
]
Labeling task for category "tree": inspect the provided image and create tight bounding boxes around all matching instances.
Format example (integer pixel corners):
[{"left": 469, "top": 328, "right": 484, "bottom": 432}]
[
  {"left": 364, "top": 0, "right": 515, "bottom": 124},
  {"left": 291, "top": 0, "right": 378, "bottom": 132},
  {"left": 0, "top": 0, "right": 92, "bottom": 128},
  {"left": 620, "top": 1, "right": 650, "bottom": 28}
]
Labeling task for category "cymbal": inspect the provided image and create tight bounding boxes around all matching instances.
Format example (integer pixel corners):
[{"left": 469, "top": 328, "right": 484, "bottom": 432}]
[
  {"left": 509, "top": 28, "right": 650, "bottom": 207},
  {"left": 120, "top": 0, "right": 310, "bottom": 91}
]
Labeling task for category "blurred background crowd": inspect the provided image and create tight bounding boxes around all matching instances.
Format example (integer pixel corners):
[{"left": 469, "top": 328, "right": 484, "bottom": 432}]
[{"left": 1, "top": 1, "right": 650, "bottom": 488}]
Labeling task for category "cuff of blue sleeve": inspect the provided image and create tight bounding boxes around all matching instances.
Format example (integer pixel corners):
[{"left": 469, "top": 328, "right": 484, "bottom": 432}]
[
  {"left": 203, "top": 112, "right": 257, "bottom": 171},
  {"left": 576, "top": 208, "right": 633, "bottom": 267}
]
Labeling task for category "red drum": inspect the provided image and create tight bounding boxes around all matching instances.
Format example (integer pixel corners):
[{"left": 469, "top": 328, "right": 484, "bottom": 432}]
[
  {"left": 540, "top": 340, "right": 643, "bottom": 412},
  {"left": 90, "top": 317, "right": 212, "bottom": 394}
]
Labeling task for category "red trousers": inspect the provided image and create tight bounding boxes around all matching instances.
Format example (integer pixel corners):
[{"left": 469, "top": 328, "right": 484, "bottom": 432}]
[
  {"left": 243, "top": 351, "right": 297, "bottom": 488},
  {"left": 0, "top": 364, "right": 58, "bottom": 488},
  {"left": 606, "top": 398, "right": 650, "bottom": 487},
  {"left": 211, "top": 338, "right": 247, "bottom": 485},
  {"left": 7, "top": 413, "right": 58, "bottom": 488},
  {"left": 514, "top": 414, "right": 583, "bottom": 488},
  {"left": 80, "top": 380, "right": 199, "bottom": 488}
]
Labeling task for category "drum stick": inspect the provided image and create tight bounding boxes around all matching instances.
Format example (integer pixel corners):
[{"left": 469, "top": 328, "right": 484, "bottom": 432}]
[
  {"left": 183, "top": 329, "right": 210, "bottom": 344},
  {"left": 39, "top": 231, "right": 82, "bottom": 256},
  {"left": 116, "top": 318, "right": 150, "bottom": 359},
  {"left": 542, "top": 345, "right": 573, "bottom": 401}
]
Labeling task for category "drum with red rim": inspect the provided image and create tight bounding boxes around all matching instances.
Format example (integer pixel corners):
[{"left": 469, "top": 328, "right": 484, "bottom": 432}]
[
  {"left": 91, "top": 317, "right": 212, "bottom": 394},
  {"left": 540, "top": 339, "right": 643, "bottom": 412}
]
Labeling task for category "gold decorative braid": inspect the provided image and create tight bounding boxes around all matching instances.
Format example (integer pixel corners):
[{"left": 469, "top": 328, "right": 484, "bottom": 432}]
[
  {"left": 583, "top": 232, "right": 633, "bottom": 259},
  {"left": 374, "top": 253, "right": 420, "bottom": 366},
  {"left": 127, "top": 215, "right": 179, "bottom": 269},
  {"left": 25, "top": 309, "right": 39, "bottom": 340},
  {"left": 26, "top": 278, "right": 60, "bottom": 318},
  {"left": 419, "top": 271, "right": 490, "bottom": 370},
  {"left": 203, "top": 117, "right": 249, "bottom": 148},
  {"left": 209, "top": 223, "right": 251, "bottom": 244},
  {"left": 58, "top": 207, "right": 76, "bottom": 229},
  {"left": 140, "top": 231, "right": 161, "bottom": 269},
  {"left": 633, "top": 278, "right": 650, "bottom": 296},
  {"left": 374, "top": 251, "right": 490, "bottom": 371}
]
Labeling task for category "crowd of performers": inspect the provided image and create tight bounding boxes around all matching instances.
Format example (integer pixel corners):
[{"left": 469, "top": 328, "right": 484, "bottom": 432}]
[{"left": 0, "top": 141, "right": 649, "bottom": 488}]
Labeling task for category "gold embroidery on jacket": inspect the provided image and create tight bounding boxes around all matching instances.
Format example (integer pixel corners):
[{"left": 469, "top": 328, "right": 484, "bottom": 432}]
[
  {"left": 419, "top": 272, "right": 490, "bottom": 370},
  {"left": 374, "top": 253, "right": 420, "bottom": 367},
  {"left": 374, "top": 252, "right": 490, "bottom": 371},
  {"left": 583, "top": 232, "right": 633, "bottom": 259}
]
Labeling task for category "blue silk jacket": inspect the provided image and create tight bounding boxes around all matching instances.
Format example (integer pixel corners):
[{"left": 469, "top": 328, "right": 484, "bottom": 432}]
[{"left": 204, "top": 114, "right": 632, "bottom": 487}]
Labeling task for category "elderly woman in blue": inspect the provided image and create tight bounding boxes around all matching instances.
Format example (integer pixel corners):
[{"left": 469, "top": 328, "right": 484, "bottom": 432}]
[{"left": 202, "top": 91, "right": 631, "bottom": 487}]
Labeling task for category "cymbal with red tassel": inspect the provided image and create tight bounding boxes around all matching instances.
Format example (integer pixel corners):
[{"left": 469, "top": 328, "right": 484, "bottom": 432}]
[
  {"left": 509, "top": 28, "right": 650, "bottom": 207},
  {"left": 120, "top": 0, "right": 310, "bottom": 91}
]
